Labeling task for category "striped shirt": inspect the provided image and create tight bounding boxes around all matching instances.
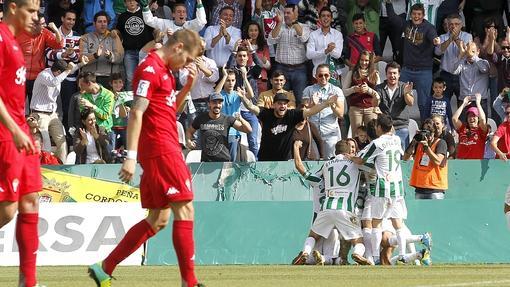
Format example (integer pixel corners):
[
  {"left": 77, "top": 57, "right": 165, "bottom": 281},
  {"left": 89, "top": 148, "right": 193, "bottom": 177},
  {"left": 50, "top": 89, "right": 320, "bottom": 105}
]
[
  {"left": 320, "top": 154, "right": 361, "bottom": 212},
  {"left": 407, "top": 0, "right": 444, "bottom": 26},
  {"left": 30, "top": 68, "right": 70, "bottom": 113},
  {"left": 45, "top": 27, "right": 81, "bottom": 81},
  {"left": 362, "top": 134, "right": 405, "bottom": 198},
  {"left": 267, "top": 23, "right": 310, "bottom": 65},
  {"left": 303, "top": 170, "right": 325, "bottom": 215}
]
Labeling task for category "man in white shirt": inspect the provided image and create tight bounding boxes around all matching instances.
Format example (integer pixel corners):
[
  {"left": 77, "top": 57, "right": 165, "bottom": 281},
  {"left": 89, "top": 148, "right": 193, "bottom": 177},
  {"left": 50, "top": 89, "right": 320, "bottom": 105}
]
[
  {"left": 306, "top": 7, "right": 343, "bottom": 76},
  {"left": 204, "top": 6, "right": 242, "bottom": 67},
  {"left": 30, "top": 60, "right": 76, "bottom": 162},
  {"left": 142, "top": 0, "right": 206, "bottom": 44}
]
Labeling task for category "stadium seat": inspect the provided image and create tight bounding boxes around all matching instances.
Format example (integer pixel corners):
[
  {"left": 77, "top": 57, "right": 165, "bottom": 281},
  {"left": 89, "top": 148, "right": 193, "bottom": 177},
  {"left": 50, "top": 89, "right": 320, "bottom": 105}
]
[
  {"left": 185, "top": 150, "right": 202, "bottom": 163},
  {"left": 65, "top": 151, "right": 76, "bottom": 165},
  {"left": 487, "top": 118, "right": 497, "bottom": 135},
  {"left": 409, "top": 119, "right": 419, "bottom": 140}
]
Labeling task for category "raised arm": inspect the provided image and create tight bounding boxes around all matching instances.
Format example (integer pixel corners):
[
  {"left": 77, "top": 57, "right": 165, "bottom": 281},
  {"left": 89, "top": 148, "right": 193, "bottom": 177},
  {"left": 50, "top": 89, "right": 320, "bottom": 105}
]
[
  {"left": 232, "top": 113, "right": 252, "bottom": 134},
  {"left": 237, "top": 86, "right": 260, "bottom": 115},
  {"left": 293, "top": 140, "right": 307, "bottom": 175},
  {"left": 452, "top": 96, "right": 470, "bottom": 130}
]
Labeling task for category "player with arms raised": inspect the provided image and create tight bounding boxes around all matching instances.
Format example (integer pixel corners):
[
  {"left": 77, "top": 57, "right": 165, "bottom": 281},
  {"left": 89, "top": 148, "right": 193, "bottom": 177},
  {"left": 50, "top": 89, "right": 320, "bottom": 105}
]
[
  {"left": 0, "top": 0, "right": 43, "bottom": 286},
  {"left": 88, "top": 29, "right": 204, "bottom": 287}
]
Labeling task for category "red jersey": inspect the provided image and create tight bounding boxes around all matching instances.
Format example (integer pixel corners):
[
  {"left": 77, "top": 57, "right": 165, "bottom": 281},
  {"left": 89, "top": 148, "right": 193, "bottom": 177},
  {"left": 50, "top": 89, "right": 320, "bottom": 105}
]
[
  {"left": 456, "top": 124, "right": 488, "bottom": 159},
  {"left": 132, "top": 52, "right": 181, "bottom": 160},
  {"left": 495, "top": 121, "right": 510, "bottom": 157},
  {"left": 0, "top": 22, "right": 28, "bottom": 142}
]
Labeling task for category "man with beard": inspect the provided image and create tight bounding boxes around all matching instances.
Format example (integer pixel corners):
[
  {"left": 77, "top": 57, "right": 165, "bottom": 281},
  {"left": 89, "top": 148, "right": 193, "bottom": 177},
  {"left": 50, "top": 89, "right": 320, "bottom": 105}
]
[
  {"left": 238, "top": 92, "right": 338, "bottom": 161},
  {"left": 185, "top": 93, "right": 252, "bottom": 162},
  {"left": 374, "top": 61, "right": 414, "bottom": 150}
]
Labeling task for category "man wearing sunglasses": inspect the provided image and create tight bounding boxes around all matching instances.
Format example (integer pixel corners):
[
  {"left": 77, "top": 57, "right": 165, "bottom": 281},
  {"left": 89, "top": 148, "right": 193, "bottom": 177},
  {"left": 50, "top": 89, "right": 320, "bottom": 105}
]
[
  {"left": 302, "top": 64, "right": 345, "bottom": 159},
  {"left": 490, "top": 105, "right": 510, "bottom": 161}
]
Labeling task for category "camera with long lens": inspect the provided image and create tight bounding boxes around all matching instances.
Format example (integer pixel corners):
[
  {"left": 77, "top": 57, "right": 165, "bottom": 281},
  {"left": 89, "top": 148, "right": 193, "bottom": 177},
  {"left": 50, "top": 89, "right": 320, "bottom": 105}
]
[{"left": 413, "top": 129, "right": 432, "bottom": 142}]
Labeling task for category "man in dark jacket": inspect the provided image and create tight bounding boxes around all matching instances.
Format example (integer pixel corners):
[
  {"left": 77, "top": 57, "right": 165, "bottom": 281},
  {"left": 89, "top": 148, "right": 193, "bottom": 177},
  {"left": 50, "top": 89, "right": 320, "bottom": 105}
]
[{"left": 374, "top": 61, "right": 414, "bottom": 150}]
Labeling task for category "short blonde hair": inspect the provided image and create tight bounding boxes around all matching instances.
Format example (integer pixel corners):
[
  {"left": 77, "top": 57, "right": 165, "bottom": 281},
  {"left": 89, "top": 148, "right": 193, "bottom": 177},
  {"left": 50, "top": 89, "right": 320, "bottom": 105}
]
[{"left": 165, "top": 29, "right": 201, "bottom": 57}]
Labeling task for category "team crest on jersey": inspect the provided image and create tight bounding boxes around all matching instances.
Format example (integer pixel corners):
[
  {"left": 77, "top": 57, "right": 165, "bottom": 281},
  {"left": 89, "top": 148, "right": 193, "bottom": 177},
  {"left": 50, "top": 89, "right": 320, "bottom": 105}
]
[
  {"left": 143, "top": 65, "right": 155, "bottom": 74},
  {"left": 136, "top": 80, "right": 150, "bottom": 97},
  {"left": 163, "top": 74, "right": 169, "bottom": 80},
  {"left": 0, "top": 186, "right": 4, "bottom": 192},
  {"left": 166, "top": 90, "right": 177, "bottom": 107}
]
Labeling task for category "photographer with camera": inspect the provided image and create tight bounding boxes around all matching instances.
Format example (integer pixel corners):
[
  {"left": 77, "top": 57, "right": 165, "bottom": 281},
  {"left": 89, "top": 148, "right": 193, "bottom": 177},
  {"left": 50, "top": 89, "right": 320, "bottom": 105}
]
[{"left": 404, "top": 117, "right": 448, "bottom": 199}]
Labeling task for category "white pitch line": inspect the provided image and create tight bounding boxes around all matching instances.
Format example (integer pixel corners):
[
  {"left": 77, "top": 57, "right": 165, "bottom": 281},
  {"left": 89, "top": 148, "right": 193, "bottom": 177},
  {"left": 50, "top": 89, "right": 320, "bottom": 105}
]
[{"left": 414, "top": 280, "right": 510, "bottom": 287}]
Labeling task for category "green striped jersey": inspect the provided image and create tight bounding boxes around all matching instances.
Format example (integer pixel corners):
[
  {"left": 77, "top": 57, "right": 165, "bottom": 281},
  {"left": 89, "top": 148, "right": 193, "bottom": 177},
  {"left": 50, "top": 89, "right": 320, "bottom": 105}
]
[
  {"left": 361, "top": 134, "right": 405, "bottom": 198},
  {"left": 320, "top": 154, "right": 361, "bottom": 212},
  {"left": 303, "top": 171, "right": 325, "bottom": 214},
  {"left": 406, "top": 0, "right": 443, "bottom": 26}
]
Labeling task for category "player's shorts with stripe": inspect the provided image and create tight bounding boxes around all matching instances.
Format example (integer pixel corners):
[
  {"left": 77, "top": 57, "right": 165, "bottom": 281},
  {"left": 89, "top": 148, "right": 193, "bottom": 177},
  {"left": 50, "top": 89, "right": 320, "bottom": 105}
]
[
  {"left": 312, "top": 209, "right": 362, "bottom": 240},
  {"left": 362, "top": 195, "right": 407, "bottom": 220},
  {"left": 0, "top": 141, "right": 42, "bottom": 201},
  {"left": 139, "top": 151, "right": 193, "bottom": 208}
]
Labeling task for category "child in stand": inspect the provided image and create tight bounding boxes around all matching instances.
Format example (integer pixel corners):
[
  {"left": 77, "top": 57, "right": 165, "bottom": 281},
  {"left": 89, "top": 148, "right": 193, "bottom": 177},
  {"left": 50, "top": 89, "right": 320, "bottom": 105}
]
[
  {"left": 109, "top": 73, "right": 133, "bottom": 150},
  {"left": 425, "top": 78, "right": 453, "bottom": 130},
  {"left": 354, "top": 125, "right": 370, "bottom": 150}
]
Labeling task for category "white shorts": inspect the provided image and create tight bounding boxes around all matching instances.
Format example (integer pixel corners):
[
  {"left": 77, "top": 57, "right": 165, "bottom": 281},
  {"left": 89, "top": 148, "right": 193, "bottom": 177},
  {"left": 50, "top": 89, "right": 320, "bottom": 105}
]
[
  {"left": 362, "top": 195, "right": 407, "bottom": 220},
  {"left": 311, "top": 209, "right": 362, "bottom": 240},
  {"left": 505, "top": 186, "right": 510, "bottom": 206}
]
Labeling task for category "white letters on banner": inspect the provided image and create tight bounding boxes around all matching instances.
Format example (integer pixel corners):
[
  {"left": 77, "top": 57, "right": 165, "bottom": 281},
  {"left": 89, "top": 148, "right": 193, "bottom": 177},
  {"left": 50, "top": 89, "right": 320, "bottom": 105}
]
[{"left": 0, "top": 203, "right": 146, "bottom": 266}]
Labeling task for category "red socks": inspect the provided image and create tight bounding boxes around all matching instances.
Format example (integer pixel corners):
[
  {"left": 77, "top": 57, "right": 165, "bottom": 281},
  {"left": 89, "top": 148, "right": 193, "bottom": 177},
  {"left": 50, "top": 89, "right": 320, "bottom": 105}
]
[
  {"left": 16, "top": 213, "right": 39, "bottom": 287},
  {"left": 103, "top": 219, "right": 156, "bottom": 275},
  {"left": 173, "top": 220, "right": 197, "bottom": 287}
]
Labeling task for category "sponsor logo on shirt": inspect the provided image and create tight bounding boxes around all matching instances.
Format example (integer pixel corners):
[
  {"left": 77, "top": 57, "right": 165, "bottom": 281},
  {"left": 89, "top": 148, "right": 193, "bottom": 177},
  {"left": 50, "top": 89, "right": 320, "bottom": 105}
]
[
  {"left": 270, "top": 124, "right": 288, "bottom": 135},
  {"left": 0, "top": 186, "right": 4, "bottom": 192},
  {"left": 136, "top": 80, "right": 150, "bottom": 97},
  {"left": 143, "top": 65, "right": 155, "bottom": 74},
  {"left": 15, "top": 66, "right": 26, "bottom": 86},
  {"left": 166, "top": 187, "right": 179, "bottom": 195},
  {"left": 166, "top": 90, "right": 177, "bottom": 107}
]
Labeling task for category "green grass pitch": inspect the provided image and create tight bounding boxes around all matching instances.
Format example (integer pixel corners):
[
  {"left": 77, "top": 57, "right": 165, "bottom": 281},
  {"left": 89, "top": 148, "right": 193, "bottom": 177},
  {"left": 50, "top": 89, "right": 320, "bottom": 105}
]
[{"left": 2, "top": 265, "right": 510, "bottom": 287}]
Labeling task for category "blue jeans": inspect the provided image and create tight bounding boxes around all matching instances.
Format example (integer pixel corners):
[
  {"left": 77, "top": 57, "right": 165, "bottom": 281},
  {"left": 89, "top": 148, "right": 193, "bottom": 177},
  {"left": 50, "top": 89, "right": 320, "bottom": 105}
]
[
  {"left": 276, "top": 63, "right": 308, "bottom": 106},
  {"left": 228, "top": 135, "right": 240, "bottom": 162},
  {"left": 241, "top": 111, "right": 259, "bottom": 159},
  {"left": 400, "top": 67, "right": 433, "bottom": 122},
  {"left": 395, "top": 127, "right": 409, "bottom": 151},
  {"left": 124, "top": 50, "right": 140, "bottom": 91}
]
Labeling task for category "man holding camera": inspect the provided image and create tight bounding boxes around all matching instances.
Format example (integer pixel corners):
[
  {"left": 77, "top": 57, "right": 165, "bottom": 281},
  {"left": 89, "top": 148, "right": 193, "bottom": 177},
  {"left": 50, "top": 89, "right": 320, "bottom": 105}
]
[{"left": 404, "top": 117, "right": 448, "bottom": 199}]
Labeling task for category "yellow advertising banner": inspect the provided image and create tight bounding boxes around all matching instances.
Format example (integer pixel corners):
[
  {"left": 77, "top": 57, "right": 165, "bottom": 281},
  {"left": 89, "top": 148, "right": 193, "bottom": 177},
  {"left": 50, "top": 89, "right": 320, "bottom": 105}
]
[{"left": 39, "top": 168, "right": 140, "bottom": 203}]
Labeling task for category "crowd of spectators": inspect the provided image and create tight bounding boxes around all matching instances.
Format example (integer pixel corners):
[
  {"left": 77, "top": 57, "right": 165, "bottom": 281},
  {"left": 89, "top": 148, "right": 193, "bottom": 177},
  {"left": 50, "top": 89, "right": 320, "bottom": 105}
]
[{"left": 10, "top": 0, "right": 510, "bottom": 165}]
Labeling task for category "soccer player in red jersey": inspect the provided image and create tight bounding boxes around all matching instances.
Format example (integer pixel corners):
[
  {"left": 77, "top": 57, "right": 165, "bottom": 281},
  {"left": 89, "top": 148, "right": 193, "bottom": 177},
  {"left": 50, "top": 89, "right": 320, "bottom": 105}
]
[
  {"left": 0, "top": 0, "right": 43, "bottom": 286},
  {"left": 88, "top": 29, "right": 204, "bottom": 287}
]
